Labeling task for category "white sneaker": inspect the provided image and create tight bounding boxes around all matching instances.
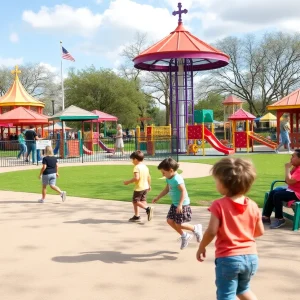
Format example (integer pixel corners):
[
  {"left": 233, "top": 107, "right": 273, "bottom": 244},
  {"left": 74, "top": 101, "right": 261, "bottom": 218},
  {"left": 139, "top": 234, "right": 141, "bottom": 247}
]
[
  {"left": 38, "top": 199, "right": 44, "bottom": 203},
  {"left": 193, "top": 224, "right": 203, "bottom": 243},
  {"left": 61, "top": 191, "right": 67, "bottom": 202},
  {"left": 288, "top": 151, "right": 294, "bottom": 154},
  {"left": 180, "top": 233, "right": 193, "bottom": 250}
]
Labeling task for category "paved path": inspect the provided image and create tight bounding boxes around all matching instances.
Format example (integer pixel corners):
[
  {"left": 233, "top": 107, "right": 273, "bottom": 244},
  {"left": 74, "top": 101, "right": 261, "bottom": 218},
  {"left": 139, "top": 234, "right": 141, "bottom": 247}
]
[{"left": 0, "top": 162, "right": 300, "bottom": 299}]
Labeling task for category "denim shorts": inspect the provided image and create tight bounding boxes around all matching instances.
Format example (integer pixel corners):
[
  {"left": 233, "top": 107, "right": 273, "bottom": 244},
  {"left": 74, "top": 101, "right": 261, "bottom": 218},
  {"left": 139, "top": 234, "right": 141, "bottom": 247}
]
[
  {"left": 215, "top": 255, "right": 258, "bottom": 300},
  {"left": 42, "top": 173, "right": 56, "bottom": 186}
]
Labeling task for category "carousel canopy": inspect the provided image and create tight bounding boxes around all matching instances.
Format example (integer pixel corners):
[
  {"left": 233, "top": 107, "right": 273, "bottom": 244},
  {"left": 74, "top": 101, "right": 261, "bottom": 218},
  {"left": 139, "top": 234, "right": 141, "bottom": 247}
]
[
  {"left": 0, "top": 66, "right": 45, "bottom": 108},
  {"left": 48, "top": 105, "right": 99, "bottom": 121},
  {"left": 133, "top": 3, "right": 229, "bottom": 72},
  {"left": 0, "top": 107, "right": 48, "bottom": 125}
]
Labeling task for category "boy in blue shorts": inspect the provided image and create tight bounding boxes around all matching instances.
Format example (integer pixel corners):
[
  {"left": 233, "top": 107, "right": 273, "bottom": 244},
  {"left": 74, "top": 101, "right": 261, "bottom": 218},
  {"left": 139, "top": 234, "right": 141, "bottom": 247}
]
[
  {"left": 152, "top": 158, "right": 202, "bottom": 250},
  {"left": 196, "top": 157, "right": 264, "bottom": 300}
]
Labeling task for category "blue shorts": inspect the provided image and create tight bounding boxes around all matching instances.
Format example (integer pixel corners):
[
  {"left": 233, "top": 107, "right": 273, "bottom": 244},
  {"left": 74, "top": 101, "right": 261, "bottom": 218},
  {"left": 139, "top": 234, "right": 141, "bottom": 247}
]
[
  {"left": 42, "top": 173, "right": 56, "bottom": 186},
  {"left": 215, "top": 255, "right": 258, "bottom": 300}
]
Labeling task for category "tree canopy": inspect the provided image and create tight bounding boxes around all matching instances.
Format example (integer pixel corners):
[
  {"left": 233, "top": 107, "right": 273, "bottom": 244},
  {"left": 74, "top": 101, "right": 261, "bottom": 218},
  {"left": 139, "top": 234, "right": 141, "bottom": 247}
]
[{"left": 64, "top": 66, "right": 147, "bottom": 127}]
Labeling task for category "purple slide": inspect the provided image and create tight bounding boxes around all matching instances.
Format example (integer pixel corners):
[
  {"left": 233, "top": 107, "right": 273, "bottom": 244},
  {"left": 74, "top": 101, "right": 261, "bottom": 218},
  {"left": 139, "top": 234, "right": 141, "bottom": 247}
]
[{"left": 98, "top": 140, "right": 114, "bottom": 153}]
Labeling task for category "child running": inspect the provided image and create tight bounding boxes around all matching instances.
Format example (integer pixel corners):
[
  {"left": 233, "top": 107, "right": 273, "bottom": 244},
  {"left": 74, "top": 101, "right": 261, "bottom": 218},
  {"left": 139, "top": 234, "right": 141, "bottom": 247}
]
[
  {"left": 152, "top": 158, "right": 202, "bottom": 250},
  {"left": 123, "top": 150, "right": 153, "bottom": 222},
  {"left": 38, "top": 145, "right": 66, "bottom": 203},
  {"left": 196, "top": 157, "right": 264, "bottom": 300}
]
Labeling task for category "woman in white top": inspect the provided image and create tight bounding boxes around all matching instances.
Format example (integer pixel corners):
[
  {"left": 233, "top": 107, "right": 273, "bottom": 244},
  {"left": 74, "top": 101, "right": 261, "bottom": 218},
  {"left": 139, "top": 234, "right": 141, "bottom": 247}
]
[{"left": 113, "top": 124, "right": 124, "bottom": 155}]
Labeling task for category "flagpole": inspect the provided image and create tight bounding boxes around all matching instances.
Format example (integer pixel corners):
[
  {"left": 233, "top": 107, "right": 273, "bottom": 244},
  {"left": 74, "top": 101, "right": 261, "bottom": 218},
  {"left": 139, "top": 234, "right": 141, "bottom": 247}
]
[{"left": 60, "top": 41, "right": 65, "bottom": 111}]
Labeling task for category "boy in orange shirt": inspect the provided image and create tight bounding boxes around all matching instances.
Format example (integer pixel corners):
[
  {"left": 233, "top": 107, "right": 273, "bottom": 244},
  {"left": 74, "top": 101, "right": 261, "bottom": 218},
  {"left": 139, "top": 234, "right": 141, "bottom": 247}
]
[{"left": 196, "top": 157, "right": 264, "bottom": 300}]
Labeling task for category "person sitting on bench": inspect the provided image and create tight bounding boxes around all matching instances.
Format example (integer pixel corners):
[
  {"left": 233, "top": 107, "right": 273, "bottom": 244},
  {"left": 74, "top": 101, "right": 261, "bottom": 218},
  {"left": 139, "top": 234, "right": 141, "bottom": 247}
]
[{"left": 262, "top": 149, "right": 300, "bottom": 229}]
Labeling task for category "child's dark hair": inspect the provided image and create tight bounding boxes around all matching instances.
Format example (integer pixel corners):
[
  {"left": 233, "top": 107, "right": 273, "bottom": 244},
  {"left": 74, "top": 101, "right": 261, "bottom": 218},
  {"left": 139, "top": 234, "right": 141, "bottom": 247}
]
[
  {"left": 295, "top": 149, "right": 300, "bottom": 158},
  {"left": 130, "top": 150, "right": 144, "bottom": 161},
  {"left": 158, "top": 158, "right": 179, "bottom": 171},
  {"left": 211, "top": 157, "right": 256, "bottom": 197}
]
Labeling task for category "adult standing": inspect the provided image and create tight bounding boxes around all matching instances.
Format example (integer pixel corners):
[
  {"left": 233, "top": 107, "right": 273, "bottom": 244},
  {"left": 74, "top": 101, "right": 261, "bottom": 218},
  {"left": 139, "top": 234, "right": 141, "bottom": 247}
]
[
  {"left": 276, "top": 114, "right": 292, "bottom": 153},
  {"left": 25, "top": 125, "right": 39, "bottom": 164},
  {"left": 113, "top": 124, "right": 124, "bottom": 156}
]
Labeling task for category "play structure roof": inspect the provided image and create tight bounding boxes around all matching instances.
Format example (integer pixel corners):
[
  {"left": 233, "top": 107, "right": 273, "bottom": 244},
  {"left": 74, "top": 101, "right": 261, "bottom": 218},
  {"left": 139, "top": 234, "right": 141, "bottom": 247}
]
[
  {"left": 90, "top": 110, "right": 118, "bottom": 122},
  {"left": 228, "top": 108, "right": 256, "bottom": 120},
  {"left": 222, "top": 95, "right": 245, "bottom": 105},
  {"left": 42, "top": 123, "right": 72, "bottom": 131},
  {"left": 48, "top": 105, "right": 99, "bottom": 121},
  {"left": 0, "top": 66, "right": 45, "bottom": 108},
  {"left": 133, "top": 4, "right": 229, "bottom": 72},
  {"left": 268, "top": 88, "right": 300, "bottom": 110},
  {"left": 260, "top": 112, "right": 277, "bottom": 122},
  {"left": 0, "top": 107, "right": 48, "bottom": 125}
]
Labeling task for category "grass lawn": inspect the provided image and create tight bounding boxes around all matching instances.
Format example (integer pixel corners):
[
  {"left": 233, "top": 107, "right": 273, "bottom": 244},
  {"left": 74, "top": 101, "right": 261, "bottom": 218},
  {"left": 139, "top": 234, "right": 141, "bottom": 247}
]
[{"left": 0, "top": 153, "right": 290, "bottom": 207}]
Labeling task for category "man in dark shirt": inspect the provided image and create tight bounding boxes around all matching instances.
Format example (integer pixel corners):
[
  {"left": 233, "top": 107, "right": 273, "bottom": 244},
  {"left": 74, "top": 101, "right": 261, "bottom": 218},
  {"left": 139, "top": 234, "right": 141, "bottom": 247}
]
[{"left": 25, "top": 125, "right": 38, "bottom": 163}]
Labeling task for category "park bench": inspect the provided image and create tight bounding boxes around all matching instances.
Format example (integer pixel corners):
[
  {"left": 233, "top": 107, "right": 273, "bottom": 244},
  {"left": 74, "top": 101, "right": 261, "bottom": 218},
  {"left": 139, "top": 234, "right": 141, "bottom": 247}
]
[{"left": 263, "top": 180, "right": 300, "bottom": 231}]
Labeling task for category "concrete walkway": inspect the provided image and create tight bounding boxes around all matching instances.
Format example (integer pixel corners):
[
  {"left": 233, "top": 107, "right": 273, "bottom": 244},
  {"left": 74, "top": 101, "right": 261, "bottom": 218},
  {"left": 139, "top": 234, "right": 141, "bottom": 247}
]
[{"left": 0, "top": 162, "right": 300, "bottom": 299}]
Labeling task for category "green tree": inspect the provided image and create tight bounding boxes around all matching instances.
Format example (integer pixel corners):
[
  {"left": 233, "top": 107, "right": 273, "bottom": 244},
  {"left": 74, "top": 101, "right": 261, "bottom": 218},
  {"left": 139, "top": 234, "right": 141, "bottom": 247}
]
[{"left": 64, "top": 66, "right": 147, "bottom": 127}]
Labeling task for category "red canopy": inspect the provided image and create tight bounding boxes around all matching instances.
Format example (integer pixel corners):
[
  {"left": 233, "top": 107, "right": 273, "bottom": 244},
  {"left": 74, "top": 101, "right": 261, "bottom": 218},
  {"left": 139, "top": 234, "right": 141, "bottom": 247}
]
[
  {"left": 0, "top": 107, "right": 49, "bottom": 125},
  {"left": 228, "top": 109, "right": 256, "bottom": 121},
  {"left": 89, "top": 110, "right": 118, "bottom": 123}
]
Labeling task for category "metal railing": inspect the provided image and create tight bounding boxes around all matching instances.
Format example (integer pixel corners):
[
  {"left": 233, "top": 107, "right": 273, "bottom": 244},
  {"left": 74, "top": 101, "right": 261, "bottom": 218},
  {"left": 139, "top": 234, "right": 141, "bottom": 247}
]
[{"left": 0, "top": 136, "right": 179, "bottom": 167}]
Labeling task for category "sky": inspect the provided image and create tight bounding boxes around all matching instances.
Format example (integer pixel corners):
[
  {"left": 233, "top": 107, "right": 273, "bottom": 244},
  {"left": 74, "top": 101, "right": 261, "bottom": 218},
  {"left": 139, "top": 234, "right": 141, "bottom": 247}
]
[{"left": 1, "top": 0, "right": 300, "bottom": 75}]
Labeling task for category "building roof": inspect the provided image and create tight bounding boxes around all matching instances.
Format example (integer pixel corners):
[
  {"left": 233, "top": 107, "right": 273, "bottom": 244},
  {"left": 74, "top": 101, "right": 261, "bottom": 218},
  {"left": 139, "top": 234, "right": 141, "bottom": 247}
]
[
  {"left": 222, "top": 95, "right": 245, "bottom": 105},
  {"left": 268, "top": 88, "right": 300, "bottom": 110},
  {"left": 228, "top": 108, "right": 256, "bottom": 120},
  {"left": 0, "top": 107, "right": 48, "bottom": 125},
  {"left": 0, "top": 66, "right": 45, "bottom": 108},
  {"left": 133, "top": 4, "right": 229, "bottom": 72},
  {"left": 48, "top": 105, "right": 99, "bottom": 121},
  {"left": 90, "top": 110, "right": 118, "bottom": 122}
]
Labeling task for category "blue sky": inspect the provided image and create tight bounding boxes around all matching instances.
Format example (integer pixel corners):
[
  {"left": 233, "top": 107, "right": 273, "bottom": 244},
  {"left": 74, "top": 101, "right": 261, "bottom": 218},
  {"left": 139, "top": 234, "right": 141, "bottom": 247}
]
[{"left": 1, "top": 0, "right": 299, "bottom": 74}]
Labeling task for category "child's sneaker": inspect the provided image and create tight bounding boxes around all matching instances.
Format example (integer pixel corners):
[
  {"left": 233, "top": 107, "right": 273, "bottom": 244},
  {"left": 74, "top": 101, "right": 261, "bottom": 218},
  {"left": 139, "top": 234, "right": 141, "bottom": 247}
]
[
  {"left": 38, "top": 199, "right": 44, "bottom": 203},
  {"left": 146, "top": 207, "right": 154, "bottom": 221},
  {"left": 180, "top": 233, "right": 193, "bottom": 250},
  {"left": 128, "top": 215, "right": 141, "bottom": 222},
  {"left": 61, "top": 191, "right": 67, "bottom": 202},
  {"left": 193, "top": 224, "right": 203, "bottom": 243}
]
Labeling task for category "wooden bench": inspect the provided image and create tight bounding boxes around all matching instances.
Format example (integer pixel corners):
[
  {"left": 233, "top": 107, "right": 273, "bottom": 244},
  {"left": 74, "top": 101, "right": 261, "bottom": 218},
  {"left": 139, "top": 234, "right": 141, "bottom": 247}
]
[{"left": 263, "top": 180, "right": 300, "bottom": 231}]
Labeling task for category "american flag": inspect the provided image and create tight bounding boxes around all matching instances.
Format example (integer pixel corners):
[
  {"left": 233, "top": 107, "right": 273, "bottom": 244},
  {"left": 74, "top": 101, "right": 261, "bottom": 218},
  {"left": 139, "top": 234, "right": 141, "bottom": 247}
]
[{"left": 61, "top": 46, "right": 75, "bottom": 62}]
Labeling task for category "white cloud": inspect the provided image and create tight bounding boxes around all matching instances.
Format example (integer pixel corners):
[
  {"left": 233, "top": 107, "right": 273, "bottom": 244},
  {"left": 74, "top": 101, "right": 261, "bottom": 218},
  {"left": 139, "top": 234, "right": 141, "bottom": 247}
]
[
  {"left": 39, "top": 62, "right": 57, "bottom": 73},
  {"left": 0, "top": 57, "right": 23, "bottom": 67},
  {"left": 102, "top": 0, "right": 175, "bottom": 41},
  {"left": 9, "top": 32, "right": 19, "bottom": 43},
  {"left": 95, "top": 0, "right": 103, "bottom": 3},
  {"left": 22, "top": 4, "right": 102, "bottom": 36}
]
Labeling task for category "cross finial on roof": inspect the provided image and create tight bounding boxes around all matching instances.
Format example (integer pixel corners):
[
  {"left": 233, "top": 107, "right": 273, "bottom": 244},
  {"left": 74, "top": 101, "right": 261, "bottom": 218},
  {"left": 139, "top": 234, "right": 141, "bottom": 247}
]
[
  {"left": 11, "top": 65, "right": 21, "bottom": 80},
  {"left": 172, "top": 2, "right": 188, "bottom": 24}
]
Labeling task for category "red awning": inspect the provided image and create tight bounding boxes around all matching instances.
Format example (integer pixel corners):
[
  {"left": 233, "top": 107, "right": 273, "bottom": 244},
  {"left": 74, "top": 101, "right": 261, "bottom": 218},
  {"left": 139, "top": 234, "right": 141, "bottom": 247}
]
[
  {"left": 89, "top": 110, "right": 118, "bottom": 123},
  {"left": 0, "top": 107, "right": 48, "bottom": 125}
]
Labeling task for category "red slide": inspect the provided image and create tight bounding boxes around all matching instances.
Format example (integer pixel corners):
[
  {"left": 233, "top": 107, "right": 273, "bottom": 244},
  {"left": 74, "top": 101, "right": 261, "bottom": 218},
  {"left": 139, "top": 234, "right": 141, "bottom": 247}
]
[
  {"left": 248, "top": 132, "right": 278, "bottom": 149},
  {"left": 98, "top": 140, "right": 114, "bottom": 153},
  {"left": 201, "top": 125, "right": 235, "bottom": 155},
  {"left": 83, "top": 145, "right": 93, "bottom": 155}
]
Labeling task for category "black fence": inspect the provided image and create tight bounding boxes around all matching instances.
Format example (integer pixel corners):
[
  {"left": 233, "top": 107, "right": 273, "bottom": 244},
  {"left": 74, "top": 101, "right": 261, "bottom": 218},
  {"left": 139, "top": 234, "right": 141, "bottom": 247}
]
[{"left": 0, "top": 136, "right": 179, "bottom": 167}]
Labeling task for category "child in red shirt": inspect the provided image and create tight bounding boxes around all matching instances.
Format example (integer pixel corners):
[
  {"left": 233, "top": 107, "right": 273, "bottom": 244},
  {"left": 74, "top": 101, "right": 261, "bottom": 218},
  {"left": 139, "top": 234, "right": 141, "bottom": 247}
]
[{"left": 196, "top": 157, "right": 264, "bottom": 300}]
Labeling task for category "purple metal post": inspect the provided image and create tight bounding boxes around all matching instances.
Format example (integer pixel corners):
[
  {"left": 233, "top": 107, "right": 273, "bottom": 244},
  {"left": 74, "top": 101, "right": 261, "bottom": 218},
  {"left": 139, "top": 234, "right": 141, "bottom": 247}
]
[{"left": 172, "top": 2, "right": 188, "bottom": 23}]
